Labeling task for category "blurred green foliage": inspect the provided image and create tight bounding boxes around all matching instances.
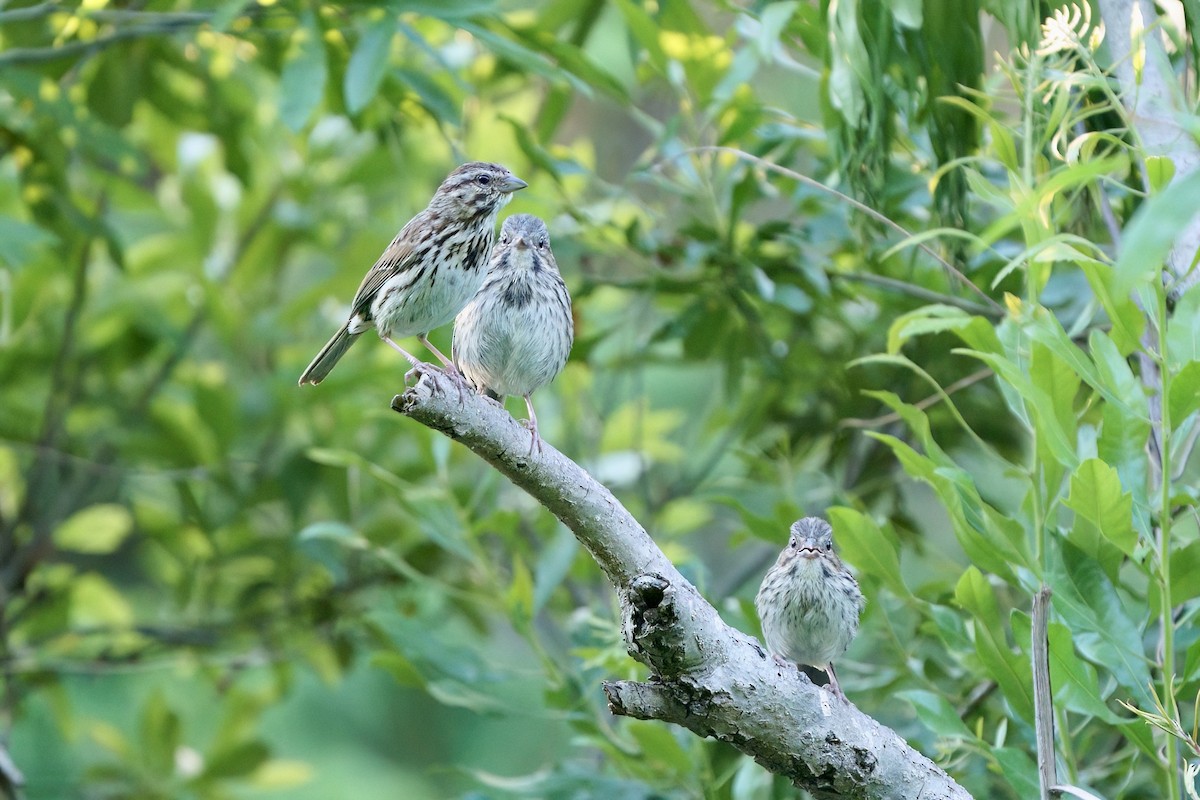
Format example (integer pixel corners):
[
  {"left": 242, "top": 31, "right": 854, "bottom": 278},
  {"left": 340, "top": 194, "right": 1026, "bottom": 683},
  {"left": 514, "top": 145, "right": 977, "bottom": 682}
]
[{"left": 1, "top": 1, "right": 1198, "bottom": 799}]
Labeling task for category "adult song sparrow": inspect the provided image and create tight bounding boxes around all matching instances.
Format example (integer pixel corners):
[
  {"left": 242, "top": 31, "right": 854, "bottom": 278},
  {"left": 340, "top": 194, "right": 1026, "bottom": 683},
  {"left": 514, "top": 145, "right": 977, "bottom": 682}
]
[
  {"left": 755, "top": 517, "right": 864, "bottom": 698},
  {"left": 298, "top": 162, "right": 527, "bottom": 386},
  {"left": 452, "top": 214, "right": 573, "bottom": 454}
]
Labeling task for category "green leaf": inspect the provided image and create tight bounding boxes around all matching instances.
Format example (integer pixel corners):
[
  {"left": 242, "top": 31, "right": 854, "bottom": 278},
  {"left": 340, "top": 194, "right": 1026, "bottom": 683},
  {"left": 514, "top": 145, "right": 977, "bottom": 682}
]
[
  {"left": 1024, "top": 312, "right": 1147, "bottom": 422},
  {"left": 279, "top": 12, "right": 328, "bottom": 131},
  {"left": 927, "top": 603, "right": 972, "bottom": 653},
  {"left": 204, "top": 741, "right": 270, "bottom": 779},
  {"left": 1028, "top": 340, "right": 1079, "bottom": 448},
  {"left": 955, "top": 347, "right": 1080, "bottom": 469},
  {"left": 396, "top": 68, "right": 460, "bottom": 125},
  {"left": 868, "top": 432, "right": 1019, "bottom": 582},
  {"left": 886, "top": 304, "right": 999, "bottom": 355},
  {"left": 54, "top": 503, "right": 133, "bottom": 554},
  {"left": 1088, "top": 329, "right": 1149, "bottom": 418},
  {"left": 826, "top": 0, "right": 868, "bottom": 125},
  {"left": 139, "top": 691, "right": 180, "bottom": 778},
  {"left": 1098, "top": 402, "right": 1152, "bottom": 532},
  {"left": 0, "top": 217, "right": 57, "bottom": 268},
  {"left": 897, "top": 690, "right": 974, "bottom": 739},
  {"left": 613, "top": 0, "right": 668, "bottom": 70},
  {"left": 991, "top": 746, "right": 1041, "bottom": 799},
  {"left": 1046, "top": 621, "right": 1122, "bottom": 723},
  {"left": 1168, "top": 539, "right": 1200, "bottom": 605},
  {"left": 629, "top": 720, "right": 694, "bottom": 776},
  {"left": 297, "top": 521, "right": 366, "bottom": 581},
  {"left": 1145, "top": 155, "right": 1175, "bottom": 192},
  {"left": 249, "top": 760, "right": 315, "bottom": 790},
  {"left": 1166, "top": 284, "right": 1200, "bottom": 371},
  {"left": 345, "top": 15, "right": 398, "bottom": 114},
  {"left": 1184, "top": 633, "right": 1200, "bottom": 683},
  {"left": 70, "top": 572, "right": 134, "bottom": 628},
  {"left": 426, "top": 679, "right": 506, "bottom": 713},
  {"left": 297, "top": 520, "right": 366, "bottom": 546},
  {"left": 533, "top": 525, "right": 578, "bottom": 614},
  {"left": 1076, "top": 259, "right": 1143, "bottom": 353},
  {"left": 1168, "top": 361, "right": 1200, "bottom": 423},
  {"left": 371, "top": 650, "right": 427, "bottom": 688},
  {"left": 1113, "top": 169, "right": 1200, "bottom": 297},
  {"left": 391, "top": 0, "right": 496, "bottom": 18},
  {"left": 462, "top": 21, "right": 590, "bottom": 94},
  {"left": 507, "top": 556, "right": 534, "bottom": 626},
  {"left": 1047, "top": 540, "right": 1152, "bottom": 704},
  {"left": 1063, "top": 458, "right": 1137, "bottom": 561},
  {"left": 955, "top": 567, "right": 1033, "bottom": 721},
  {"left": 886, "top": 0, "right": 923, "bottom": 28},
  {"left": 516, "top": 32, "right": 629, "bottom": 101},
  {"left": 827, "top": 507, "right": 909, "bottom": 598}
]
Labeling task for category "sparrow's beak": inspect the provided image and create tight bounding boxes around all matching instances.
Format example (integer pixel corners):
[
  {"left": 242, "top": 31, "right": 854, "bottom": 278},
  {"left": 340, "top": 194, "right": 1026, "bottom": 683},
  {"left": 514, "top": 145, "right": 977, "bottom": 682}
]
[
  {"left": 797, "top": 537, "right": 820, "bottom": 558},
  {"left": 499, "top": 175, "right": 528, "bottom": 194},
  {"left": 513, "top": 235, "right": 530, "bottom": 250}
]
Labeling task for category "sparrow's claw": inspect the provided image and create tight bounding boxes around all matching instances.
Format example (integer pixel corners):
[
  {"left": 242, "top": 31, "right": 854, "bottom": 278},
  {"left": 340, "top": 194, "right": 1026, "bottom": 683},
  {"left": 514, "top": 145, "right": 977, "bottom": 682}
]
[
  {"left": 404, "top": 361, "right": 444, "bottom": 395},
  {"left": 438, "top": 363, "right": 471, "bottom": 405}
]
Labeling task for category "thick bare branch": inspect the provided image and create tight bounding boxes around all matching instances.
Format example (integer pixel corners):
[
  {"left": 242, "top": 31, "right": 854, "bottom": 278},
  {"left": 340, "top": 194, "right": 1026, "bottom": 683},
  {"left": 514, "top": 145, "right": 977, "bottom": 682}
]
[{"left": 393, "top": 370, "right": 972, "bottom": 800}]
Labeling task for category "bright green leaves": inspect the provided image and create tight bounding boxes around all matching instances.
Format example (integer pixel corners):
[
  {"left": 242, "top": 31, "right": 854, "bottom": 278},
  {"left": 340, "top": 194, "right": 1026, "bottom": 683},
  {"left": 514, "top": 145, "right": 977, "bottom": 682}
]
[
  {"left": 140, "top": 691, "right": 182, "bottom": 779},
  {"left": 828, "top": 507, "right": 909, "bottom": 598},
  {"left": 1166, "top": 285, "right": 1200, "bottom": 369},
  {"left": 956, "top": 567, "right": 1034, "bottom": 721},
  {"left": 1063, "top": 458, "right": 1138, "bottom": 575},
  {"left": 1114, "top": 169, "right": 1200, "bottom": 298},
  {"left": 886, "top": 303, "right": 1000, "bottom": 355},
  {"left": 897, "top": 690, "right": 974, "bottom": 739},
  {"left": 54, "top": 503, "right": 134, "bottom": 554},
  {"left": 279, "top": 12, "right": 328, "bottom": 131},
  {"left": 344, "top": 14, "right": 398, "bottom": 114},
  {"left": 1048, "top": 542, "right": 1153, "bottom": 706},
  {"left": 1045, "top": 620, "right": 1122, "bottom": 724},
  {"left": 863, "top": 392, "right": 1032, "bottom": 583}
]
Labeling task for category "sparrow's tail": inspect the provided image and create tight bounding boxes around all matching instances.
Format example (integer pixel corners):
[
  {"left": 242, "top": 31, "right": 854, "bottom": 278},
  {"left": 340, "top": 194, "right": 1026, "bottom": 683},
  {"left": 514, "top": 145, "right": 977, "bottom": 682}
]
[{"left": 298, "top": 325, "right": 359, "bottom": 385}]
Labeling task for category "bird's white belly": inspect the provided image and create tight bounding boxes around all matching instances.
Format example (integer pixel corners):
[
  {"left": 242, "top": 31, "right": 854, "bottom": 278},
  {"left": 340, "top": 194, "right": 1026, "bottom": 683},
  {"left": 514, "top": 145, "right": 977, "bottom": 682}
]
[{"left": 372, "top": 265, "right": 486, "bottom": 340}]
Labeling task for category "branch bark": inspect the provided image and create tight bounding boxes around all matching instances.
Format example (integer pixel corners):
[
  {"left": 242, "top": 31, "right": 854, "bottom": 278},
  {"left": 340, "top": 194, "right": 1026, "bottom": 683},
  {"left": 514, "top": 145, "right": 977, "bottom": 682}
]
[{"left": 393, "top": 371, "right": 972, "bottom": 800}]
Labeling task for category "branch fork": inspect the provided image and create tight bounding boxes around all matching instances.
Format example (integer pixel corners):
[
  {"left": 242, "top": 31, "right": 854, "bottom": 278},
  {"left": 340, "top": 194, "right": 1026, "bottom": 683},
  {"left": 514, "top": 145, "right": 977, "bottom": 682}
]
[{"left": 393, "top": 370, "right": 972, "bottom": 800}]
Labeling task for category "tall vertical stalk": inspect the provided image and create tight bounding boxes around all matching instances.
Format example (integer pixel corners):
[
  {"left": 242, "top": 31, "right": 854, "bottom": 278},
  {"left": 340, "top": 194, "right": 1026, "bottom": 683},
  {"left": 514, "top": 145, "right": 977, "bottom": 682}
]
[{"left": 1154, "top": 285, "right": 1179, "bottom": 799}]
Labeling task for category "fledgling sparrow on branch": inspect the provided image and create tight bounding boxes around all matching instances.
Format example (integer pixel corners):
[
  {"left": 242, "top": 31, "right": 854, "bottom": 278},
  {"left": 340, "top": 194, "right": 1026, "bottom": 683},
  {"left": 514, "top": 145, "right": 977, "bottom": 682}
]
[
  {"left": 452, "top": 214, "right": 573, "bottom": 454},
  {"left": 298, "top": 161, "right": 527, "bottom": 386},
  {"left": 755, "top": 517, "right": 865, "bottom": 698}
]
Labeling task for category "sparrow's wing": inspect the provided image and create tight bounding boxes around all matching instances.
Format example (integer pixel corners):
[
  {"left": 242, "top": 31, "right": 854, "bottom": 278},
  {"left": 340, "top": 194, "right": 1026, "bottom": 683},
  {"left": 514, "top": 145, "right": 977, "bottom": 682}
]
[{"left": 347, "top": 216, "right": 424, "bottom": 319}]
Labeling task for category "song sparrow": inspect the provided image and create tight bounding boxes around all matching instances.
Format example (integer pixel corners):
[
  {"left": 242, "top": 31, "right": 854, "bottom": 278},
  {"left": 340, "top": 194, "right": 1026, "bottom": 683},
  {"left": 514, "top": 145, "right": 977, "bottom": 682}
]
[
  {"left": 755, "top": 517, "right": 865, "bottom": 698},
  {"left": 298, "top": 162, "right": 527, "bottom": 386},
  {"left": 452, "top": 214, "right": 573, "bottom": 454}
]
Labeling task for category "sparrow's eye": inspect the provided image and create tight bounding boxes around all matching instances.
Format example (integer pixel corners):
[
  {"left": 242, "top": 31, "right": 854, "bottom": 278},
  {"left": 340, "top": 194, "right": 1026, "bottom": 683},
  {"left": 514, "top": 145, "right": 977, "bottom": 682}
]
[
  {"left": 476, "top": 174, "right": 492, "bottom": 186},
  {"left": 789, "top": 538, "right": 798, "bottom": 549},
  {"left": 823, "top": 540, "right": 833, "bottom": 551},
  {"left": 538, "top": 238, "right": 548, "bottom": 249},
  {"left": 500, "top": 234, "right": 510, "bottom": 244}
]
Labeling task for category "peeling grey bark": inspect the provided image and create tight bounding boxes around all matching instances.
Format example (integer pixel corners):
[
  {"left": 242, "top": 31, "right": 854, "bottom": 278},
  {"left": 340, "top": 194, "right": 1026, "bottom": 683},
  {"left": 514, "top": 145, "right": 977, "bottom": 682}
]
[{"left": 394, "top": 372, "right": 972, "bottom": 800}]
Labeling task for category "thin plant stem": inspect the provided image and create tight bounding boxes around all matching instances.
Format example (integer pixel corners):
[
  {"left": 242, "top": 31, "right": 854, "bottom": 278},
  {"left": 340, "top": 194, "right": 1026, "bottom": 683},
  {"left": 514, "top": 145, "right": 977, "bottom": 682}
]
[{"left": 1156, "top": 284, "right": 1180, "bottom": 800}]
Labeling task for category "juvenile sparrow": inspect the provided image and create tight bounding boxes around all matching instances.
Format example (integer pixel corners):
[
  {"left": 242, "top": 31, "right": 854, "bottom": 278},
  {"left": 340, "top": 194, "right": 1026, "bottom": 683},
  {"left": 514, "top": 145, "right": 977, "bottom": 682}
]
[
  {"left": 298, "top": 162, "right": 527, "bottom": 386},
  {"left": 452, "top": 214, "right": 573, "bottom": 454},
  {"left": 755, "top": 517, "right": 865, "bottom": 698}
]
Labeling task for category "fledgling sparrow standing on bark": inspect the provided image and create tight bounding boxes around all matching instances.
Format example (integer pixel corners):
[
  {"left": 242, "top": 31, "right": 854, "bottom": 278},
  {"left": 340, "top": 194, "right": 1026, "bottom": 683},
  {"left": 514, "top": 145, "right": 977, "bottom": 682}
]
[
  {"left": 298, "top": 162, "right": 527, "bottom": 386},
  {"left": 452, "top": 214, "right": 573, "bottom": 454},
  {"left": 755, "top": 517, "right": 865, "bottom": 698}
]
